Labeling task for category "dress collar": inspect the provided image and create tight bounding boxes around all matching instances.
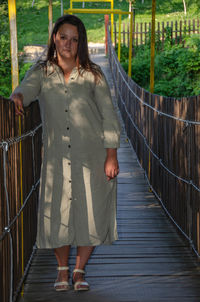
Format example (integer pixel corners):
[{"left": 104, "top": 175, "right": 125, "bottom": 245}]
[{"left": 46, "top": 61, "right": 81, "bottom": 78}]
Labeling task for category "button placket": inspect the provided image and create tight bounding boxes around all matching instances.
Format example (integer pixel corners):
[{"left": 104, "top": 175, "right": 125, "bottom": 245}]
[{"left": 64, "top": 83, "right": 73, "bottom": 201}]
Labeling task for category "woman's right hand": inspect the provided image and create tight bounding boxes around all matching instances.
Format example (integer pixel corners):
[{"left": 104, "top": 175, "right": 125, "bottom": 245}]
[{"left": 10, "top": 92, "right": 24, "bottom": 116}]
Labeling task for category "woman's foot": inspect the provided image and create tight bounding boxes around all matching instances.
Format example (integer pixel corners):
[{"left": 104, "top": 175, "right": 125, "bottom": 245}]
[
  {"left": 73, "top": 269, "right": 90, "bottom": 291},
  {"left": 54, "top": 266, "right": 70, "bottom": 291}
]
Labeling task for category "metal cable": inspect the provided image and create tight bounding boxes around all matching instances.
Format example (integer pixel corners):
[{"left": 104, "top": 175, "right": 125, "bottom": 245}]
[
  {"left": 107, "top": 37, "right": 200, "bottom": 257},
  {"left": 0, "top": 124, "right": 42, "bottom": 149},
  {"left": 0, "top": 123, "right": 42, "bottom": 242},
  {"left": 116, "top": 76, "right": 200, "bottom": 192},
  {"left": 109, "top": 42, "right": 200, "bottom": 192},
  {"left": 13, "top": 244, "right": 37, "bottom": 302},
  {"left": 1, "top": 109, "right": 42, "bottom": 301},
  {"left": 126, "top": 133, "right": 200, "bottom": 258},
  {"left": 0, "top": 179, "right": 40, "bottom": 242}
]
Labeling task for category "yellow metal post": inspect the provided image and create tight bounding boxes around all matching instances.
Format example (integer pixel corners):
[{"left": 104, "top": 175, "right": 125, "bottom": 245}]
[
  {"left": 118, "top": 14, "right": 121, "bottom": 62},
  {"left": 70, "top": 0, "right": 114, "bottom": 40},
  {"left": 111, "top": 0, "right": 114, "bottom": 42},
  {"left": 128, "top": 11, "right": 133, "bottom": 77},
  {"left": 8, "top": 1, "right": 24, "bottom": 296},
  {"left": 8, "top": 0, "right": 19, "bottom": 91},
  {"left": 148, "top": 0, "right": 156, "bottom": 190},
  {"left": 70, "top": 0, "right": 72, "bottom": 14},
  {"left": 150, "top": 0, "right": 156, "bottom": 93},
  {"left": 49, "top": 0, "right": 53, "bottom": 39},
  {"left": 64, "top": 7, "right": 133, "bottom": 76}
]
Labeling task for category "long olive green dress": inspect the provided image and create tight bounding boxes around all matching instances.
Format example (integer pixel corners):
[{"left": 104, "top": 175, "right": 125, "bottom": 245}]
[{"left": 14, "top": 62, "right": 121, "bottom": 248}]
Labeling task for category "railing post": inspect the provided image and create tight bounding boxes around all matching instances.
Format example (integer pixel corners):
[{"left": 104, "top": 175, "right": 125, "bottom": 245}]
[
  {"left": 61, "top": 0, "right": 64, "bottom": 16},
  {"left": 150, "top": 0, "right": 156, "bottom": 93},
  {"left": 128, "top": 10, "right": 133, "bottom": 77},
  {"left": 132, "top": 8, "right": 136, "bottom": 57},
  {"left": 118, "top": 14, "right": 121, "bottom": 62},
  {"left": 197, "top": 211, "right": 200, "bottom": 254},
  {"left": 48, "top": 0, "right": 53, "bottom": 39},
  {"left": 187, "top": 124, "right": 193, "bottom": 243},
  {"left": 111, "top": 0, "right": 114, "bottom": 42},
  {"left": 105, "top": 15, "right": 109, "bottom": 56},
  {"left": 8, "top": 0, "right": 19, "bottom": 91}
]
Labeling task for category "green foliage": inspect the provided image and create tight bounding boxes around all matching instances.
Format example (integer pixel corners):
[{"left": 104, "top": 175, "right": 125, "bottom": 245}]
[
  {"left": 19, "top": 63, "right": 33, "bottom": 82},
  {"left": 154, "top": 35, "right": 200, "bottom": 96},
  {"left": 0, "top": 2, "right": 33, "bottom": 97},
  {"left": 0, "top": 2, "right": 11, "bottom": 97},
  {"left": 120, "top": 35, "right": 200, "bottom": 97},
  {"left": 1, "top": 0, "right": 200, "bottom": 98}
]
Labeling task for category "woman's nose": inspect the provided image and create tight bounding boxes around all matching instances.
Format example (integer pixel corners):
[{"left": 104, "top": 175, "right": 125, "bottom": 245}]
[{"left": 65, "top": 39, "right": 71, "bottom": 47}]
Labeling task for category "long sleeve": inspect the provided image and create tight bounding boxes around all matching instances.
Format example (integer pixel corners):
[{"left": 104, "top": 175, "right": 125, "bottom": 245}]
[
  {"left": 13, "top": 64, "right": 42, "bottom": 107},
  {"left": 94, "top": 72, "right": 121, "bottom": 148}
]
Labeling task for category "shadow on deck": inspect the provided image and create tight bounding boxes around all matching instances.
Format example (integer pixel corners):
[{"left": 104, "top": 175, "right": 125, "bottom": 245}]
[{"left": 17, "top": 54, "right": 200, "bottom": 302}]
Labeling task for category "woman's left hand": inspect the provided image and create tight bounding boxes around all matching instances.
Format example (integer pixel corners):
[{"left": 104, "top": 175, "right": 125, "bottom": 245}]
[{"left": 104, "top": 149, "right": 119, "bottom": 181}]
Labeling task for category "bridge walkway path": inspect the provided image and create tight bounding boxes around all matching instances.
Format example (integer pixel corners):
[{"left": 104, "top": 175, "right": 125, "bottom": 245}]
[{"left": 17, "top": 53, "right": 200, "bottom": 302}]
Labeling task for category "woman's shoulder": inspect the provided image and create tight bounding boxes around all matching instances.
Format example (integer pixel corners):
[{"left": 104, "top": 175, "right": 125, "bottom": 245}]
[
  {"left": 25, "top": 62, "right": 44, "bottom": 77},
  {"left": 80, "top": 63, "right": 104, "bottom": 83}
]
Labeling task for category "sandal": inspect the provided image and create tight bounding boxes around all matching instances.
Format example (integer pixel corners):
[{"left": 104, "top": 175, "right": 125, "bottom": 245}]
[
  {"left": 72, "top": 268, "right": 90, "bottom": 291},
  {"left": 54, "top": 266, "right": 70, "bottom": 291}
]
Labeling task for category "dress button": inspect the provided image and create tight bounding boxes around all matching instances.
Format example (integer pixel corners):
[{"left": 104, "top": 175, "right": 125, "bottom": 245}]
[
  {"left": 65, "top": 109, "right": 68, "bottom": 112},
  {"left": 68, "top": 145, "right": 71, "bottom": 148},
  {"left": 68, "top": 162, "right": 71, "bottom": 165},
  {"left": 65, "top": 89, "right": 67, "bottom": 93},
  {"left": 67, "top": 127, "right": 69, "bottom": 130},
  {"left": 69, "top": 198, "right": 72, "bottom": 200},
  {"left": 69, "top": 180, "right": 72, "bottom": 183}
]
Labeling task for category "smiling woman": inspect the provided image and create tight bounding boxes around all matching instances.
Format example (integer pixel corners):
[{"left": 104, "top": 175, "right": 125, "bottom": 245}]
[{"left": 10, "top": 14, "right": 121, "bottom": 293}]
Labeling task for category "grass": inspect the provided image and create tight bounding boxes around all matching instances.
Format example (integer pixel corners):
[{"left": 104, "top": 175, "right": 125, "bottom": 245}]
[{"left": 15, "top": 0, "right": 200, "bottom": 49}]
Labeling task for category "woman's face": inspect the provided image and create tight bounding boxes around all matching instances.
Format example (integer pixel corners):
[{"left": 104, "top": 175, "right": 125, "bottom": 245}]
[{"left": 53, "top": 23, "right": 79, "bottom": 62}]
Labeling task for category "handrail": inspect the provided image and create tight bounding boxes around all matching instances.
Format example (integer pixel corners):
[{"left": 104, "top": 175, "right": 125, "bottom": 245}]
[
  {"left": 107, "top": 30, "right": 200, "bottom": 257},
  {"left": 0, "top": 97, "right": 42, "bottom": 302}
]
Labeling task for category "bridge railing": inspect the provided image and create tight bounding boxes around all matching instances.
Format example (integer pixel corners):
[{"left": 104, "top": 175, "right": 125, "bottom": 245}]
[
  {"left": 107, "top": 31, "right": 200, "bottom": 257},
  {"left": 0, "top": 96, "right": 42, "bottom": 302}
]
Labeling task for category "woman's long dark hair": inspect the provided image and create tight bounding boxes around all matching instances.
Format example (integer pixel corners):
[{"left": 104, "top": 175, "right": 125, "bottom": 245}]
[{"left": 45, "top": 14, "right": 102, "bottom": 82}]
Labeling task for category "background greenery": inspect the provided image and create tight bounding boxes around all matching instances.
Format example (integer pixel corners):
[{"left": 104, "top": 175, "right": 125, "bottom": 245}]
[
  {"left": 0, "top": 0, "right": 199, "bottom": 97},
  {"left": 120, "top": 34, "right": 200, "bottom": 97}
]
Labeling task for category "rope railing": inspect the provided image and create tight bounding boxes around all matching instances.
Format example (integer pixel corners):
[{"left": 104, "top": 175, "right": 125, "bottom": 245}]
[
  {"left": 0, "top": 96, "right": 42, "bottom": 302},
  {"left": 107, "top": 30, "right": 200, "bottom": 257},
  {"left": 117, "top": 87, "right": 200, "bottom": 193}
]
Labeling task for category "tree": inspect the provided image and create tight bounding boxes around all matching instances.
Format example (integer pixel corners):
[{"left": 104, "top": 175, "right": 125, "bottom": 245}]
[{"left": 183, "top": 0, "right": 187, "bottom": 15}]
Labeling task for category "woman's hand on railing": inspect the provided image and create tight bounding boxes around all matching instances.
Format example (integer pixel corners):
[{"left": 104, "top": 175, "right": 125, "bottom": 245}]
[{"left": 10, "top": 92, "right": 24, "bottom": 116}]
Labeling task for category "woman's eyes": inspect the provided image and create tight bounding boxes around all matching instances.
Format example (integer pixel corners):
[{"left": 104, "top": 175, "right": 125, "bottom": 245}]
[{"left": 60, "top": 36, "right": 78, "bottom": 42}]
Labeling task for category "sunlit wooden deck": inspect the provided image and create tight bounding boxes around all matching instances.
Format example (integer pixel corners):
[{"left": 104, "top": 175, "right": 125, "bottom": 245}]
[{"left": 17, "top": 54, "right": 200, "bottom": 302}]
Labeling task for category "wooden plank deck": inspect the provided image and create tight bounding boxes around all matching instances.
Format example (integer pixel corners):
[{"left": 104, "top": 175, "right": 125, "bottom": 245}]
[{"left": 17, "top": 54, "right": 200, "bottom": 302}]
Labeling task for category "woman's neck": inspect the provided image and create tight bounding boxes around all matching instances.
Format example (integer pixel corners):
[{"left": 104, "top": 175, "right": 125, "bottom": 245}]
[{"left": 57, "top": 57, "right": 77, "bottom": 75}]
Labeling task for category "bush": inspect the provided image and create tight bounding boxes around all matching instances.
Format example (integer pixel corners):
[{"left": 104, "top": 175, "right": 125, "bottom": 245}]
[
  {"left": 119, "top": 35, "right": 200, "bottom": 97},
  {"left": 0, "top": 2, "right": 11, "bottom": 97},
  {"left": 0, "top": 2, "right": 32, "bottom": 98}
]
